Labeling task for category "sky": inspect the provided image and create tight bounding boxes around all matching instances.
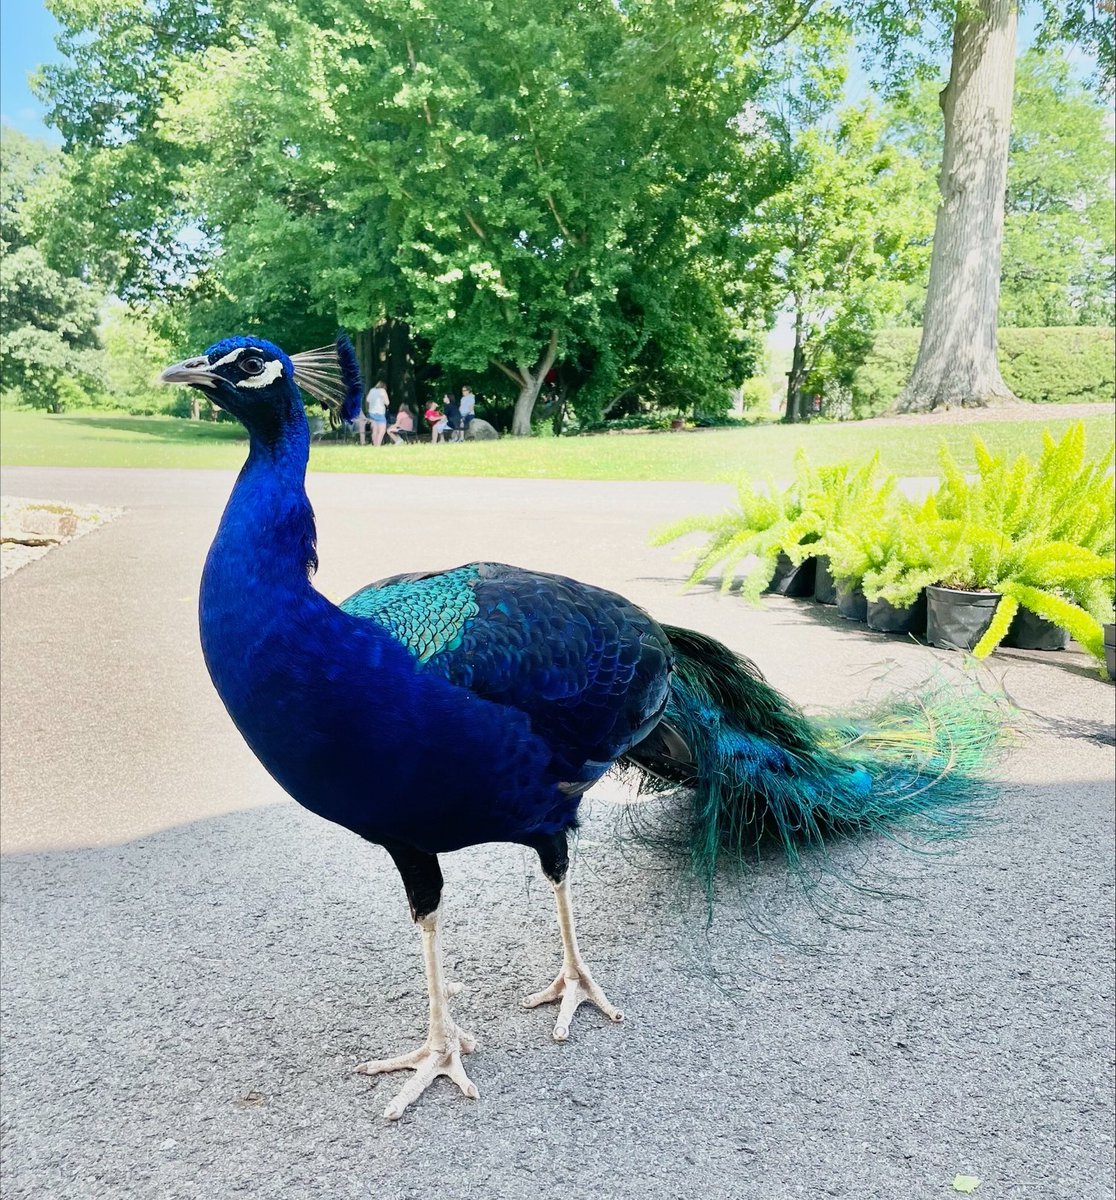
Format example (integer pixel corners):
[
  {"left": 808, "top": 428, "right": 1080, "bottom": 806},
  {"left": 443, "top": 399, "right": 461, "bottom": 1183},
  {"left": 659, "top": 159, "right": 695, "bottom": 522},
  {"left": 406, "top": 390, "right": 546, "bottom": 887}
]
[
  {"left": 1, "top": 0, "right": 61, "bottom": 141},
  {"left": 2, "top": 0, "right": 1064, "bottom": 148}
]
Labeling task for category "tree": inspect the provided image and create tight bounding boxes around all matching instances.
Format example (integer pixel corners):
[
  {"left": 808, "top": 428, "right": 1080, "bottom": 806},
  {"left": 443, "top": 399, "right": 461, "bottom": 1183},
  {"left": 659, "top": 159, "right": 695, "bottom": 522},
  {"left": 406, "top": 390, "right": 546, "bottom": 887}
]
[
  {"left": 897, "top": 0, "right": 1020, "bottom": 411},
  {"left": 747, "top": 103, "right": 933, "bottom": 422},
  {"left": 39, "top": 0, "right": 791, "bottom": 434},
  {"left": 885, "top": 45, "right": 1115, "bottom": 328},
  {"left": 840, "top": 0, "right": 1113, "bottom": 412},
  {"left": 1000, "top": 47, "right": 1115, "bottom": 326},
  {"left": 100, "top": 303, "right": 181, "bottom": 414},
  {"left": 0, "top": 126, "right": 103, "bottom": 410}
]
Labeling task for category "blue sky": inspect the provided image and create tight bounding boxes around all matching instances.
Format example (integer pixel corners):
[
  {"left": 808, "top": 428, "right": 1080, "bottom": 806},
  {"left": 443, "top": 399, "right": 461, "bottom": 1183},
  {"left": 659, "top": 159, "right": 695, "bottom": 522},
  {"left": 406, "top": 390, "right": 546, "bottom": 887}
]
[{"left": 1, "top": 0, "right": 61, "bottom": 141}]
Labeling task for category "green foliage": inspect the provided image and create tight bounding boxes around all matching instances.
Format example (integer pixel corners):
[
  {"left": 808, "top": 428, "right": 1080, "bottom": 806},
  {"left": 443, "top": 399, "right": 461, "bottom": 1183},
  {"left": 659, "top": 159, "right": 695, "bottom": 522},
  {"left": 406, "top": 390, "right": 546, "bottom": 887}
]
[
  {"left": 98, "top": 305, "right": 178, "bottom": 414},
  {"left": 740, "top": 377, "right": 773, "bottom": 415},
  {"left": 860, "top": 494, "right": 947, "bottom": 609},
  {"left": 655, "top": 422, "right": 1115, "bottom": 662},
  {"left": 998, "top": 327, "right": 1116, "bottom": 405},
  {"left": 651, "top": 476, "right": 807, "bottom": 604},
  {"left": 851, "top": 327, "right": 1116, "bottom": 417},
  {"left": 0, "top": 126, "right": 104, "bottom": 410},
  {"left": 915, "top": 427, "right": 1115, "bottom": 659},
  {"left": 38, "top": 0, "right": 793, "bottom": 428},
  {"left": 884, "top": 49, "right": 1116, "bottom": 330},
  {"left": 785, "top": 454, "right": 897, "bottom": 568},
  {"left": 1001, "top": 49, "right": 1115, "bottom": 327},
  {"left": 652, "top": 451, "right": 896, "bottom": 601},
  {"left": 818, "top": 495, "right": 914, "bottom": 590},
  {"left": 744, "top": 99, "right": 934, "bottom": 420}
]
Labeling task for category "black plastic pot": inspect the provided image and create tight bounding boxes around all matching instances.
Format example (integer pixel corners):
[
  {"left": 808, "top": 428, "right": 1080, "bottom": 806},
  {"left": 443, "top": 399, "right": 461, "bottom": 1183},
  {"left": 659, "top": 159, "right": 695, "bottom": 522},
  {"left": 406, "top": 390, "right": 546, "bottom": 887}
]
[
  {"left": 867, "top": 591, "right": 927, "bottom": 636},
  {"left": 1104, "top": 623, "right": 1115, "bottom": 681},
  {"left": 814, "top": 556, "right": 837, "bottom": 605},
  {"left": 926, "top": 586, "right": 1001, "bottom": 651},
  {"left": 765, "top": 552, "right": 817, "bottom": 598},
  {"left": 1004, "top": 607, "right": 1068, "bottom": 651},
  {"left": 836, "top": 580, "right": 867, "bottom": 622}
]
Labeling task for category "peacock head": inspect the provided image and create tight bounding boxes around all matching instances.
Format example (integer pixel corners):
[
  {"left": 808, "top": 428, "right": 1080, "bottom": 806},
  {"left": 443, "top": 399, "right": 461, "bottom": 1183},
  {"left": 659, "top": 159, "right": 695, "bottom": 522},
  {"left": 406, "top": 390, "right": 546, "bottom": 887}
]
[
  {"left": 160, "top": 336, "right": 299, "bottom": 435},
  {"left": 160, "top": 334, "right": 363, "bottom": 437}
]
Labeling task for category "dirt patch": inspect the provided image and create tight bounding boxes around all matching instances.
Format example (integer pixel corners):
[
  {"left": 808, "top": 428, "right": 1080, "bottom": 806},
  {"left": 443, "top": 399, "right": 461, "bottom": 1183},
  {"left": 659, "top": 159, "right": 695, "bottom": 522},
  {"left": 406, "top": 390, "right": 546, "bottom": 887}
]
[{"left": 866, "top": 401, "right": 1114, "bottom": 427}]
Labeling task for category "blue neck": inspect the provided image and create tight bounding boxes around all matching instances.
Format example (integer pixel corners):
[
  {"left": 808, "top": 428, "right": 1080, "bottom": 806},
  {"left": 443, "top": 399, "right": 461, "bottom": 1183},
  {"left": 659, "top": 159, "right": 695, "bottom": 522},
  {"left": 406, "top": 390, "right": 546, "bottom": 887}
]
[{"left": 205, "top": 408, "right": 318, "bottom": 607}]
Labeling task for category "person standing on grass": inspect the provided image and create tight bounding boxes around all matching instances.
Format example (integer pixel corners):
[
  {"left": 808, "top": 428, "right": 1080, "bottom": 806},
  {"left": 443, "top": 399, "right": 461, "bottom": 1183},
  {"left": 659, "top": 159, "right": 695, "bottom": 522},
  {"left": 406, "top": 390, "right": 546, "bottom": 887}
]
[
  {"left": 365, "top": 379, "right": 390, "bottom": 447},
  {"left": 459, "top": 385, "right": 476, "bottom": 438}
]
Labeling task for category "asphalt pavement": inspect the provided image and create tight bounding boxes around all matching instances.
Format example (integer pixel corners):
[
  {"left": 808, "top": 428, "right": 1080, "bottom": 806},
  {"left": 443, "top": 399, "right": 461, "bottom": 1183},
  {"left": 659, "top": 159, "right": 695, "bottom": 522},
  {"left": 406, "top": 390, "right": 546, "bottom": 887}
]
[{"left": 1, "top": 464, "right": 1113, "bottom": 1200}]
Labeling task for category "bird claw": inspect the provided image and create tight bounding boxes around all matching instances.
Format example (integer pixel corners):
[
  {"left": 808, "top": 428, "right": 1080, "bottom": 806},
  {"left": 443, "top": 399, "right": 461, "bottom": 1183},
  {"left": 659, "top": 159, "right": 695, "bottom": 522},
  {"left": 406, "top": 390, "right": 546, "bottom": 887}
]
[
  {"left": 355, "top": 1023, "right": 479, "bottom": 1120},
  {"left": 522, "top": 964, "right": 623, "bottom": 1041}
]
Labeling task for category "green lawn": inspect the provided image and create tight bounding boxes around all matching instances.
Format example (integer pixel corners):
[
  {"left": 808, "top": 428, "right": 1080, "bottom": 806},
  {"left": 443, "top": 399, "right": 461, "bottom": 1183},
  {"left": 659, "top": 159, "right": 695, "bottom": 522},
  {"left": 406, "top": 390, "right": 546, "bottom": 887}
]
[{"left": 1, "top": 407, "right": 1112, "bottom": 481}]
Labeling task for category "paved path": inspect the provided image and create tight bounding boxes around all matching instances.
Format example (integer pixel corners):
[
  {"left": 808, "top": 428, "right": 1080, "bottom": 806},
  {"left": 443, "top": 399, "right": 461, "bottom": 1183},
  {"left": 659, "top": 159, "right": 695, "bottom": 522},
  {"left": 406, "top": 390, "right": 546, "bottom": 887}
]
[{"left": 1, "top": 465, "right": 1113, "bottom": 1200}]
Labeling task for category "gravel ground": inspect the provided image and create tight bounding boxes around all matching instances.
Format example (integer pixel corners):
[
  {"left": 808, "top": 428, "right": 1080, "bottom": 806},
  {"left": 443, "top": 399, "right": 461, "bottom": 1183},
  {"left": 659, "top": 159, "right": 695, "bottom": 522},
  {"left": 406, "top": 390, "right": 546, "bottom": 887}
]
[
  {"left": 0, "top": 496, "right": 123, "bottom": 579},
  {"left": 1, "top": 465, "right": 1113, "bottom": 1200}
]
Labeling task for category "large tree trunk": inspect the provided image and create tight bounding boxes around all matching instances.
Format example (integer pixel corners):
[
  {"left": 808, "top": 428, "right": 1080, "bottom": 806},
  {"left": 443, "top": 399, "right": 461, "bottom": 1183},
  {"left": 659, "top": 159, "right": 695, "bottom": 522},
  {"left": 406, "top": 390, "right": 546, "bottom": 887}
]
[
  {"left": 898, "top": 0, "right": 1018, "bottom": 413},
  {"left": 502, "top": 329, "right": 559, "bottom": 436}
]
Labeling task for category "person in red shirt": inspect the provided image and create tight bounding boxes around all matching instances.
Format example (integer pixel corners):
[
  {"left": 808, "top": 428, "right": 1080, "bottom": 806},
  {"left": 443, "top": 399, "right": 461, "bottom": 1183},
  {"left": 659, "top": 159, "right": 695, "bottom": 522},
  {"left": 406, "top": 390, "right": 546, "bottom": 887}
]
[{"left": 424, "top": 399, "right": 448, "bottom": 444}]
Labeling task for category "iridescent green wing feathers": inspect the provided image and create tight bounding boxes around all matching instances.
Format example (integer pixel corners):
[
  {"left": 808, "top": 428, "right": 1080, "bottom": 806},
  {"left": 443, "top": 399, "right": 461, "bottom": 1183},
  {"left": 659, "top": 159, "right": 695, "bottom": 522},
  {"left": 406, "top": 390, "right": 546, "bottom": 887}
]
[{"left": 340, "top": 567, "right": 480, "bottom": 662}]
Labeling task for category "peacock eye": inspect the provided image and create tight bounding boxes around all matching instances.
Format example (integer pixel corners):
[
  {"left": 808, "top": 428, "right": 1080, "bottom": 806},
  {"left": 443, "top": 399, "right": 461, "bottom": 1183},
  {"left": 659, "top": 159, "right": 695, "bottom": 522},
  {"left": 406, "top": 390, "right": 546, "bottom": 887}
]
[{"left": 241, "top": 355, "right": 265, "bottom": 376}]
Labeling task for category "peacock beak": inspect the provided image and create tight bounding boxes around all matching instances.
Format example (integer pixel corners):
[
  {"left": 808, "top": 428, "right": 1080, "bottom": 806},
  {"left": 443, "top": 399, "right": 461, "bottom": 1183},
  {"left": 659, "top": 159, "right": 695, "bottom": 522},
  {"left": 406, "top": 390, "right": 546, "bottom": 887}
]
[{"left": 160, "top": 357, "right": 218, "bottom": 387}]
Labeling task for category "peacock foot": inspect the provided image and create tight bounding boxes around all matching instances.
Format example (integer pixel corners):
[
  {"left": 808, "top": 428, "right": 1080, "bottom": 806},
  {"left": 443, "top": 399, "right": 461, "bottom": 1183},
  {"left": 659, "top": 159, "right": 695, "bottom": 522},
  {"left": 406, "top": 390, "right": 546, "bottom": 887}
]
[
  {"left": 522, "top": 961, "right": 624, "bottom": 1042},
  {"left": 355, "top": 1023, "right": 479, "bottom": 1120}
]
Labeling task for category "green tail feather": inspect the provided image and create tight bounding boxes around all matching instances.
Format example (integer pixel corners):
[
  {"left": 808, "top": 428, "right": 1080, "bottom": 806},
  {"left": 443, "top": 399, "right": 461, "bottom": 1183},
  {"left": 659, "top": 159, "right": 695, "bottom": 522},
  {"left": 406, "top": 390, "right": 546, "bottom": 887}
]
[{"left": 620, "top": 625, "right": 1009, "bottom": 906}]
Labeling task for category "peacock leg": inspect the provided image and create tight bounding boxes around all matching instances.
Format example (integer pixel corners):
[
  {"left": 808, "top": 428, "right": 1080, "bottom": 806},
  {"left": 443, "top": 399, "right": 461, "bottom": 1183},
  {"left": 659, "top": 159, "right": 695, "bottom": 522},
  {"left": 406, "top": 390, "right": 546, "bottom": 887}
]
[
  {"left": 355, "top": 905, "right": 479, "bottom": 1119},
  {"left": 355, "top": 844, "right": 477, "bottom": 1120},
  {"left": 522, "top": 833, "right": 624, "bottom": 1041}
]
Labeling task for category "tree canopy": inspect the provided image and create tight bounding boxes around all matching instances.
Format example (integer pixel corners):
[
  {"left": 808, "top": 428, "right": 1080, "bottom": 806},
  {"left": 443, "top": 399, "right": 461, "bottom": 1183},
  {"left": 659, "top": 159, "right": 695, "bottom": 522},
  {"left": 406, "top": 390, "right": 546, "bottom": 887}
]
[
  {"left": 16, "top": 0, "right": 1116, "bottom": 427},
  {"left": 38, "top": 0, "right": 815, "bottom": 430},
  {"left": 0, "top": 126, "right": 103, "bottom": 410}
]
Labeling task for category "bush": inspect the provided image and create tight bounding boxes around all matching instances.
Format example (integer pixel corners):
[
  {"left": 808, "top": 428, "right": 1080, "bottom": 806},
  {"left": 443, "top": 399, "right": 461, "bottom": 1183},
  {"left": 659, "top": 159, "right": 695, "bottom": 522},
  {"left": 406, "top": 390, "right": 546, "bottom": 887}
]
[{"left": 850, "top": 326, "right": 1116, "bottom": 417}]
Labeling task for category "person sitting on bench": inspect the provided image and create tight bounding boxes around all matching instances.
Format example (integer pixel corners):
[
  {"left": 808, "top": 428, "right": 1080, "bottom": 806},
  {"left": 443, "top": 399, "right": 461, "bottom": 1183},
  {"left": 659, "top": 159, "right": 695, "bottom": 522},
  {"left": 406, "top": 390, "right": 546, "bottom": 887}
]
[{"left": 387, "top": 404, "right": 416, "bottom": 445}]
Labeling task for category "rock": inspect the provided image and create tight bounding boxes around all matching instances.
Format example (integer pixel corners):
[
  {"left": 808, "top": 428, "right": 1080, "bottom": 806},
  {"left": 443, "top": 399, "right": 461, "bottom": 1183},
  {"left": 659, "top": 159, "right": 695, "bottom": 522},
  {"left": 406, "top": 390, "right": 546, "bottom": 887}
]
[
  {"left": 9, "top": 509, "right": 79, "bottom": 543},
  {"left": 0, "top": 498, "right": 122, "bottom": 579},
  {"left": 465, "top": 418, "right": 499, "bottom": 441}
]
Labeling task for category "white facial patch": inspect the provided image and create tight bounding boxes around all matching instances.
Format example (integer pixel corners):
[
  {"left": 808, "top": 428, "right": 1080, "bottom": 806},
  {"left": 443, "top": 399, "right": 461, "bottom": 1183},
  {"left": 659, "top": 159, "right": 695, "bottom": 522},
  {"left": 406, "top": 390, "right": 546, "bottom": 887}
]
[
  {"left": 237, "top": 359, "right": 286, "bottom": 389},
  {"left": 209, "top": 346, "right": 249, "bottom": 370}
]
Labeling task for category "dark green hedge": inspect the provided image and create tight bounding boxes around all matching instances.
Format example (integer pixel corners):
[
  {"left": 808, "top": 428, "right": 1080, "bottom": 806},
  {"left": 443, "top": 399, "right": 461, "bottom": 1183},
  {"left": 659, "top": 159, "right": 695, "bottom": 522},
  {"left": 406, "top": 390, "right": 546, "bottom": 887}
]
[{"left": 850, "top": 326, "right": 1116, "bottom": 417}]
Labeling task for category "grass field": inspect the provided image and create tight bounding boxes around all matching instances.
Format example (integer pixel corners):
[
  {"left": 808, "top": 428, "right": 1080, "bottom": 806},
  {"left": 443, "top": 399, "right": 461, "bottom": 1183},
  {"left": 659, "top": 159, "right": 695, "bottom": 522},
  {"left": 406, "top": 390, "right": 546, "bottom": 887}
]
[{"left": 1, "top": 407, "right": 1113, "bottom": 482}]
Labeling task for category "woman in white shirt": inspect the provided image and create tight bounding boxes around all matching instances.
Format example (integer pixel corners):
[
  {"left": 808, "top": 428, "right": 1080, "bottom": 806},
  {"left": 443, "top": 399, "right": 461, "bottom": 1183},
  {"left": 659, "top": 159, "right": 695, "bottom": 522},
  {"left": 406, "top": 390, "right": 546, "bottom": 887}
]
[{"left": 365, "top": 380, "right": 390, "bottom": 447}]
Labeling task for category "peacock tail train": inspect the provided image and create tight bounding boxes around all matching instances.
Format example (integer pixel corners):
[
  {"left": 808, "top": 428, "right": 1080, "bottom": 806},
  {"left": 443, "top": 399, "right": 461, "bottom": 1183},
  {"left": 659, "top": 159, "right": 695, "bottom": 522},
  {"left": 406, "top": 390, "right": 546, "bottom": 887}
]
[{"left": 621, "top": 625, "right": 1008, "bottom": 902}]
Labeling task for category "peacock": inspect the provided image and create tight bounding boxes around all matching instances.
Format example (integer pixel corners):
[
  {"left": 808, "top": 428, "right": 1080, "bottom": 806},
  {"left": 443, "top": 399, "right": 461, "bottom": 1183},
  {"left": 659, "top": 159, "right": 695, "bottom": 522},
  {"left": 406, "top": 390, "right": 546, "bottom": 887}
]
[{"left": 161, "top": 334, "right": 1003, "bottom": 1121}]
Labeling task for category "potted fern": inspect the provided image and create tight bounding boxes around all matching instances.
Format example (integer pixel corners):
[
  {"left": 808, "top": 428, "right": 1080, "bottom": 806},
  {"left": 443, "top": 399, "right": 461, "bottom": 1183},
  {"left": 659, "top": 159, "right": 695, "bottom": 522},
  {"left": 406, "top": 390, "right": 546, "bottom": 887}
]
[
  {"left": 651, "top": 469, "right": 822, "bottom": 602},
  {"left": 805, "top": 461, "right": 900, "bottom": 624},
  {"left": 924, "top": 428, "right": 1115, "bottom": 659},
  {"left": 854, "top": 492, "right": 940, "bottom": 638},
  {"left": 784, "top": 454, "right": 896, "bottom": 611}
]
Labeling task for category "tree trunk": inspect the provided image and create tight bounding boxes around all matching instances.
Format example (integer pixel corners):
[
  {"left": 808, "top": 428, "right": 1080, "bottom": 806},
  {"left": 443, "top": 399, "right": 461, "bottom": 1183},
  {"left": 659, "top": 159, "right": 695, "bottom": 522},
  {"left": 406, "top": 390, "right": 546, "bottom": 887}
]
[
  {"left": 189, "top": 393, "right": 200, "bottom": 421},
  {"left": 898, "top": 0, "right": 1018, "bottom": 412},
  {"left": 783, "top": 312, "right": 806, "bottom": 424},
  {"left": 507, "top": 329, "right": 559, "bottom": 436},
  {"left": 512, "top": 377, "right": 546, "bottom": 435}
]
